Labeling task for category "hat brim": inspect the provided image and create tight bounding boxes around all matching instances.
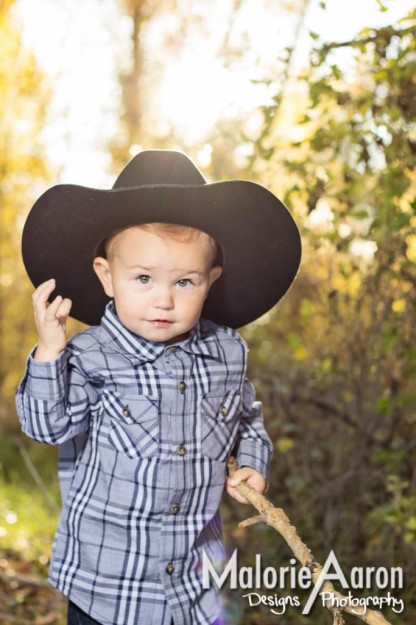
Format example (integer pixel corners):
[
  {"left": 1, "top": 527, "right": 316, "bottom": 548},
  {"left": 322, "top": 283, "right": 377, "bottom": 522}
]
[{"left": 22, "top": 180, "right": 301, "bottom": 328}]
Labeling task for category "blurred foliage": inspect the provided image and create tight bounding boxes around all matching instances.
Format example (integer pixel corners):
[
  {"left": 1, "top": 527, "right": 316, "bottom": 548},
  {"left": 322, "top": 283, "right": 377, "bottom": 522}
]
[
  {"left": 0, "top": 0, "right": 52, "bottom": 420},
  {"left": 0, "top": 9, "right": 63, "bottom": 619},
  {"left": 223, "top": 8, "right": 416, "bottom": 624},
  {"left": 1, "top": 1, "right": 416, "bottom": 624},
  {"left": 0, "top": 480, "right": 59, "bottom": 562}
]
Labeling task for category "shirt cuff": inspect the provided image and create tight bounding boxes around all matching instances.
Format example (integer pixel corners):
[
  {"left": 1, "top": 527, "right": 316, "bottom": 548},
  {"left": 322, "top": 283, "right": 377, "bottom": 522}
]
[
  {"left": 235, "top": 441, "right": 271, "bottom": 482},
  {"left": 24, "top": 347, "right": 69, "bottom": 399}
]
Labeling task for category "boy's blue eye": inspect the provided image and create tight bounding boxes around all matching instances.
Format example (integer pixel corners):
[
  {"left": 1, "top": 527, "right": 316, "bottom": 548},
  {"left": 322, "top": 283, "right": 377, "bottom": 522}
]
[
  {"left": 138, "top": 275, "right": 151, "bottom": 284},
  {"left": 176, "top": 278, "right": 192, "bottom": 288}
]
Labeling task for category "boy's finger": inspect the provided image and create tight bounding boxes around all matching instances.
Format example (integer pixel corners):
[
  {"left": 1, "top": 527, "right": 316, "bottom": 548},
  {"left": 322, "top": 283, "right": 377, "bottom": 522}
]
[
  {"left": 44, "top": 295, "right": 63, "bottom": 320},
  {"left": 32, "top": 279, "right": 56, "bottom": 307},
  {"left": 56, "top": 298, "right": 72, "bottom": 321},
  {"left": 227, "top": 468, "right": 252, "bottom": 486},
  {"left": 33, "top": 278, "right": 55, "bottom": 298}
]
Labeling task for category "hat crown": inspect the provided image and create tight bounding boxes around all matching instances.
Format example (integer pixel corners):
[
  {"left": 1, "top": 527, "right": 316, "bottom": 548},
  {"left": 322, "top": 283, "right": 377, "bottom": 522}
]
[{"left": 113, "top": 150, "right": 206, "bottom": 189}]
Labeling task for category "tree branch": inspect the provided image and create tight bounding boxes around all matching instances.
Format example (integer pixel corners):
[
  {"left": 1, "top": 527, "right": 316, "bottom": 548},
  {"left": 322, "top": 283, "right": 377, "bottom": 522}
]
[
  {"left": 12, "top": 438, "right": 60, "bottom": 515},
  {"left": 318, "top": 25, "right": 415, "bottom": 54},
  {"left": 227, "top": 457, "right": 392, "bottom": 625},
  {"left": 0, "top": 569, "right": 49, "bottom": 588}
]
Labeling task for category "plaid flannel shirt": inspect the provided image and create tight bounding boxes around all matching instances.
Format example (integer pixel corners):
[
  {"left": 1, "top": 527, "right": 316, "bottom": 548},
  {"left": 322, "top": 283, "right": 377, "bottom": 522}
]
[{"left": 16, "top": 302, "right": 272, "bottom": 625}]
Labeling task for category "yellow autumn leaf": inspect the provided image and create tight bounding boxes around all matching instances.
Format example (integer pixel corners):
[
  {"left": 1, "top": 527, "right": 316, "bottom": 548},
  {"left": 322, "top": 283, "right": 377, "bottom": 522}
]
[
  {"left": 405, "top": 234, "right": 416, "bottom": 263},
  {"left": 275, "top": 437, "right": 295, "bottom": 454},
  {"left": 392, "top": 299, "right": 406, "bottom": 314}
]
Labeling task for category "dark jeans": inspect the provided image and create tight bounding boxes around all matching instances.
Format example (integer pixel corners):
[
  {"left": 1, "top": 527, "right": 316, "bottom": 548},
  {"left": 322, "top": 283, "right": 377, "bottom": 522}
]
[
  {"left": 67, "top": 602, "right": 104, "bottom": 625},
  {"left": 68, "top": 601, "right": 221, "bottom": 625}
]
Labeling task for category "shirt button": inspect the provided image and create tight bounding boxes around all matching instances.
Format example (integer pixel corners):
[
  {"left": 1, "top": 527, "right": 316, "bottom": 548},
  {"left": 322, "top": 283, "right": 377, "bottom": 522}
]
[
  {"left": 122, "top": 407, "right": 131, "bottom": 417},
  {"left": 168, "top": 346, "right": 177, "bottom": 353},
  {"left": 178, "top": 445, "right": 186, "bottom": 456},
  {"left": 166, "top": 562, "right": 175, "bottom": 575},
  {"left": 220, "top": 405, "right": 228, "bottom": 416},
  {"left": 170, "top": 504, "right": 180, "bottom": 514},
  {"left": 178, "top": 381, "right": 186, "bottom": 392}
]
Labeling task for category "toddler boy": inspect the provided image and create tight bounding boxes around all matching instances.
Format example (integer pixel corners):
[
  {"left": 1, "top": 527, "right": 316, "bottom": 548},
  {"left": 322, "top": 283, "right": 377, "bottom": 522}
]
[{"left": 16, "top": 150, "right": 301, "bottom": 625}]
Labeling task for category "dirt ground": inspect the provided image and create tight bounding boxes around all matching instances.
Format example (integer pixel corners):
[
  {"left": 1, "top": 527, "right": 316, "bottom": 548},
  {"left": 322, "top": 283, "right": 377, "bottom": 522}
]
[{"left": 0, "top": 548, "right": 66, "bottom": 625}]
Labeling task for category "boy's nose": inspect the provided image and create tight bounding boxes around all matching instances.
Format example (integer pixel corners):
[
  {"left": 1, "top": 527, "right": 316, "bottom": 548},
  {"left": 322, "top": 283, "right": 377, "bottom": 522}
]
[{"left": 154, "top": 288, "right": 174, "bottom": 310}]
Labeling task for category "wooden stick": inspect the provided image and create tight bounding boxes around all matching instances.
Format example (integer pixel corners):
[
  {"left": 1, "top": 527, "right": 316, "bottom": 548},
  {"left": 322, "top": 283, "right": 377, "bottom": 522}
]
[{"left": 227, "top": 457, "right": 392, "bottom": 625}]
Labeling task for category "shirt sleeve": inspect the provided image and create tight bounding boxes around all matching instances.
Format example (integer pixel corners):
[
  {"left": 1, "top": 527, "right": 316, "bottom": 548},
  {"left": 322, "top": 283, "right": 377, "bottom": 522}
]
[
  {"left": 15, "top": 346, "right": 97, "bottom": 445},
  {"left": 233, "top": 377, "right": 273, "bottom": 481}
]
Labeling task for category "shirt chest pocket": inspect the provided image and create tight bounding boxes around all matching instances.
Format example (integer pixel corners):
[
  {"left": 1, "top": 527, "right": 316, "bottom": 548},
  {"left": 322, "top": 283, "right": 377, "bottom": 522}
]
[
  {"left": 103, "top": 391, "right": 159, "bottom": 459},
  {"left": 201, "top": 389, "right": 241, "bottom": 462}
]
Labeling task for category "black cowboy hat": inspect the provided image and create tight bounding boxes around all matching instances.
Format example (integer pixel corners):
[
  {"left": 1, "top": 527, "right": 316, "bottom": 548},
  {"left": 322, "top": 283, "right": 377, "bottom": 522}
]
[{"left": 22, "top": 150, "right": 301, "bottom": 329}]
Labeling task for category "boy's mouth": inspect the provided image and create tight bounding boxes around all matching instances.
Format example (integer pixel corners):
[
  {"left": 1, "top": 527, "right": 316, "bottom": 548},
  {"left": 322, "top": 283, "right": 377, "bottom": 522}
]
[{"left": 150, "top": 319, "right": 174, "bottom": 328}]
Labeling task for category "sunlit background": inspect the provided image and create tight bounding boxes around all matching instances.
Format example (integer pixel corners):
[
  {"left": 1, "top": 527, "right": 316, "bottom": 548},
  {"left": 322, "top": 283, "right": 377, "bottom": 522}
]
[{"left": 13, "top": 0, "right": 416, "bottom": 182}]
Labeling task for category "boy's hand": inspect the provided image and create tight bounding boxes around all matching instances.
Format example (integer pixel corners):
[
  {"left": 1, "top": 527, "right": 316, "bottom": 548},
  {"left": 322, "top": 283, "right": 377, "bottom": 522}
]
[
  {"left": 32, "top": 279, "right": 72, "bottom": 361},
  {"left": 226, "top": 466, "right": 266, "bottom": 504}
]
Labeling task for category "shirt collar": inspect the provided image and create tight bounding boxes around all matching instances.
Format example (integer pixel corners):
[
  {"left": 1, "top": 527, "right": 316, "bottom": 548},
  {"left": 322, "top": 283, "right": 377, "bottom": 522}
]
[
  {"left": 100, "top": 301, "right": 220, "bottom": 363},
  {"left": 180, "top": 321, "right": 221, "bottom": 360}
]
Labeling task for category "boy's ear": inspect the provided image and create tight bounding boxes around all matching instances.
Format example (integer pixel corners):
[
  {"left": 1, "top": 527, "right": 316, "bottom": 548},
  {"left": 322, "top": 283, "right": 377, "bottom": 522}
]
[
  {"left": 208, "top": 265, "right": 223, "bottom": 289},
  {"left": 93, "top": 257, "right": 114, "bottom": 298}
]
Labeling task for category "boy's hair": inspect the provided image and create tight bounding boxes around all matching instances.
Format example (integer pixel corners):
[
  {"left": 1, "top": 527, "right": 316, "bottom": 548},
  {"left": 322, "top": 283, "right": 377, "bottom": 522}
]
[{"left": 98, "top": 223, "right": 221, "bottom": 267}]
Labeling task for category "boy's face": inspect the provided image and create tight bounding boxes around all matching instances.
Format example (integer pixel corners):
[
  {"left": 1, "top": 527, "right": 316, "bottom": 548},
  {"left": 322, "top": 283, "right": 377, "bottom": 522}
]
[{"left": 93, "top": 227, "right": 222, "bottom": 342}]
